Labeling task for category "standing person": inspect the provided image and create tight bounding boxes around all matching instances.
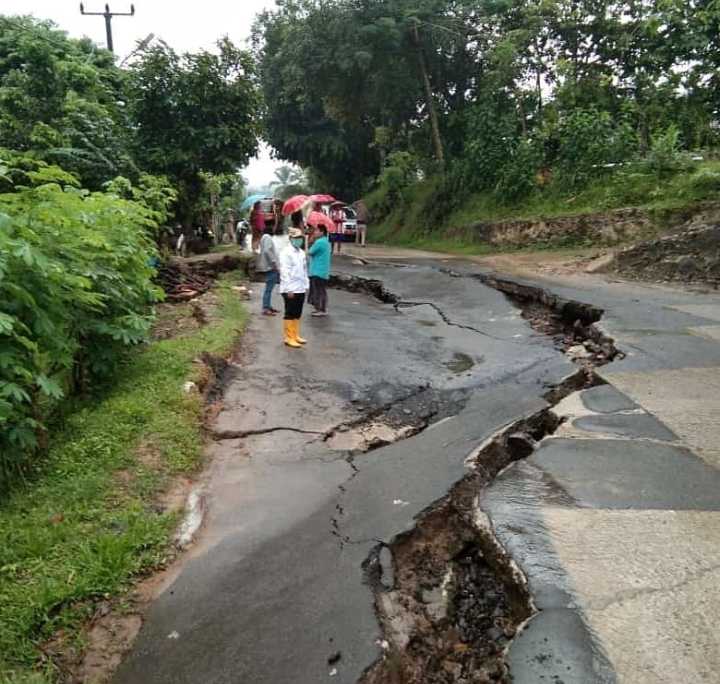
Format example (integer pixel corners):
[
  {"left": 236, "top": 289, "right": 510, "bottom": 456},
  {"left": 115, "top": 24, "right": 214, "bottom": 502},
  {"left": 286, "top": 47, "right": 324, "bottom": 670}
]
[
  {"left": 329, "top": 204, "right": 344, "bottom": 254},
  {"left": 279, "top": 227, "right": 309, "bottom": 348},
  {"left": 250, "top": 201, "right": 265, "bottom": 252},
  {"left": 257, "top": 227, "right": 280, "bottom": 316},
  {"left": 354, "top": 200, "right": 370, "bottom": 247},
  {"left": 308, "top": 225, "right": 331, "bottom": 317},
  {"left": 273, "top": 199, "right": 284, "bottom": 234}
]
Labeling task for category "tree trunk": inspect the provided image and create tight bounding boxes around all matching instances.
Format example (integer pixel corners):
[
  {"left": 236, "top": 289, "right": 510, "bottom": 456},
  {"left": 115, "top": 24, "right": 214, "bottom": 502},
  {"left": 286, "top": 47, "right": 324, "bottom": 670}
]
[
  {"left": 535, "top": 39, "right": 543, "bottom": 118},
  {"left": 518, "top": 91, "right": 528, "bottom": 136},
  {"left": 410, "top": 24, "right": 445, "bottom": 166}
]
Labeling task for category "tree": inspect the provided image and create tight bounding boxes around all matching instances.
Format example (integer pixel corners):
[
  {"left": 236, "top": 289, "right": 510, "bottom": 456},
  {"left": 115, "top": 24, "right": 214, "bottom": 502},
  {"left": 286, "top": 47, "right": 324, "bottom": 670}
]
[
  {"left": 0, "top": 15, "right": 136, "bottom": 189},
  {"left": 127, "top": 38, "right": 261, "bottom": 227},
  {"left": 270, "top": 164, "right": 309, "bottom": 198}
]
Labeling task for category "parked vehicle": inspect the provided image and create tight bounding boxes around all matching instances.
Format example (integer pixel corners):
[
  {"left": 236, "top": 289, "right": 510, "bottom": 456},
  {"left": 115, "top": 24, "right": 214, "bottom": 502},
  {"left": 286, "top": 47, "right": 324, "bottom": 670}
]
[{"left": 256, "top": 198, "right": 277, "bottom": 230}]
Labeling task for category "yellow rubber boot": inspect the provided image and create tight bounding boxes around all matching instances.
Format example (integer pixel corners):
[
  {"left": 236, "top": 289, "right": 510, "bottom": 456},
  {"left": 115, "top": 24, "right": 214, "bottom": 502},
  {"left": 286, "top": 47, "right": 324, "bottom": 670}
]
[
  {"left": 284, "top": 320, "right": 301, "bottom": 348},
  {"left": 292, "top": 319, "right": 307, "bottom": 344}
]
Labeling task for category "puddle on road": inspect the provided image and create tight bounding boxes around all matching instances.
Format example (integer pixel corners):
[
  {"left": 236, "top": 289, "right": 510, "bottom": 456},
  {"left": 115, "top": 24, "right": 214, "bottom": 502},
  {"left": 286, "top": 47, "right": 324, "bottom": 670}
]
[
  {"left": 444, "top": 352, "right": 477, "bottom": 374},
  {"left": 417, "top": 319, "right": 437, "bottom": 327}
]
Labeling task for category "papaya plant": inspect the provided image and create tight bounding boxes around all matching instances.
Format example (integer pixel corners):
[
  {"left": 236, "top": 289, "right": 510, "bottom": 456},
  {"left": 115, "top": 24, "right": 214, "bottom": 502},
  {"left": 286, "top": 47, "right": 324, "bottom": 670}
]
[{"left": 0, "top": 156, "right": 161, "bottom": 487}]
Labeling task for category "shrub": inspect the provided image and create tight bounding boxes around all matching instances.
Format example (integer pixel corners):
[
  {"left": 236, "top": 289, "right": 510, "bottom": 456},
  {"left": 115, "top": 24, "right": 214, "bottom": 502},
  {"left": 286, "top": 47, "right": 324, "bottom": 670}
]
[
  {"left": 495, "top": 137, "right": 542, "bottom": 202},
  {"left": 454, "top": 100, "right": 517, "bottom": 195},
  {"left": 554, "top": 109, "right": 637, "bottom": 187},
  {"left": 0, "top": 159, "right": 161, "bottom": 486},
  {"left": 377, "top": 151, "right": 419, "bottom": 202},
  {"left": 640, "top": 124, "right": 694, "bottom": 179},
  {"left": 688, "top": 168, "right": 720, "bottom": 197}
]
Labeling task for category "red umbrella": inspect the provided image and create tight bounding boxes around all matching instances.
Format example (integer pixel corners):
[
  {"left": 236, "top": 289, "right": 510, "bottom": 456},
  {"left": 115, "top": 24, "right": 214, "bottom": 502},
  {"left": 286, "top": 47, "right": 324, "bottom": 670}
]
[
  {"left": 282, "top": 195, "right": 310, "bottom": 216},
  {"left": 306, "top": 211, "right": 335, "bottom": 231},
  {"left": 309, "top": 194, "right": 336, "bottom": 204}
]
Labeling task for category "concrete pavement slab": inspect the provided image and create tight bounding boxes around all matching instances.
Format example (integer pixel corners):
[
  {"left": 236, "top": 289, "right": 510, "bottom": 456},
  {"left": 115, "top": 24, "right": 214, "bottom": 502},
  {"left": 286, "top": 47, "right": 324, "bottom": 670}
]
[
  {"left": 545, "top": 508, "right": 720, "bottom": 684},
  {"left": 601, "top": 366, "right": 720, "bottom": 467}
]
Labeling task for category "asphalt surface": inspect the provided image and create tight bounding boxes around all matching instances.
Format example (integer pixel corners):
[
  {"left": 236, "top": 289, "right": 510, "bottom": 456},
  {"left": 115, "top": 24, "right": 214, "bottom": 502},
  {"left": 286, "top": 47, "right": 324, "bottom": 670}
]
[{"left": 114, "top": 252, "right": 720, "bottom": 684}]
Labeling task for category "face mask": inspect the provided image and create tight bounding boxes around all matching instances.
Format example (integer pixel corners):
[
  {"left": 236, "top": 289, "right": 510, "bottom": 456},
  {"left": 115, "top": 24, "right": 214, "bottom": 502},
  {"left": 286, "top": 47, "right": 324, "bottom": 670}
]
[{"left": 291, "top": 238, "right": 304, "bottom": 248}]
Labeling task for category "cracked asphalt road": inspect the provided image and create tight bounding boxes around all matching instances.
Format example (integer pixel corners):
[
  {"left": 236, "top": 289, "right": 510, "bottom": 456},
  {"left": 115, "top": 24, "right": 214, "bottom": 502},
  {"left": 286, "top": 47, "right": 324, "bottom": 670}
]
[{"left": 114, "top": 253, "right": 720, "bottom": 684}]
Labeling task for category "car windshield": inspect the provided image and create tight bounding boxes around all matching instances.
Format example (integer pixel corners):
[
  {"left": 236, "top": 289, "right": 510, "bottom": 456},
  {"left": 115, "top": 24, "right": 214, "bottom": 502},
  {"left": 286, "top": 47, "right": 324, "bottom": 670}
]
[
  {"left": 260, "top": 200, "right": 275, "bottom": 213},
  {"left": 344, "top": 207, "right": 357, "bottom": 219}
]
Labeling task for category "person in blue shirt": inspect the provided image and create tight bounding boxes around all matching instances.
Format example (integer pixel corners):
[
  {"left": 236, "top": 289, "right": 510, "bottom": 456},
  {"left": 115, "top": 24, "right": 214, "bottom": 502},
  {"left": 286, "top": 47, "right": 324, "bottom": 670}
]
[{"left": 307, "top": 224, "right": 331, "bottom": 317}]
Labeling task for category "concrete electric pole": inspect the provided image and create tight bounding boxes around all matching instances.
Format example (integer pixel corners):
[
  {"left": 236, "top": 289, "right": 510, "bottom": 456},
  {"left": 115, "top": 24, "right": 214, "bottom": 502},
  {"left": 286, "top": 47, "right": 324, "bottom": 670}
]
[{"left": 79, "top": 3, "right": 135, "bottom": 54}]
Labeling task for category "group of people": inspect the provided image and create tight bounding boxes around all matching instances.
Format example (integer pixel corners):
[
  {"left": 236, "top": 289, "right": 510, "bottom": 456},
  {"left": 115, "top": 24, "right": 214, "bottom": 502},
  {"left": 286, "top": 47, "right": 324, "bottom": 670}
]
[{"left": 255, "top": 212, "right": 332, "bottom": 349}]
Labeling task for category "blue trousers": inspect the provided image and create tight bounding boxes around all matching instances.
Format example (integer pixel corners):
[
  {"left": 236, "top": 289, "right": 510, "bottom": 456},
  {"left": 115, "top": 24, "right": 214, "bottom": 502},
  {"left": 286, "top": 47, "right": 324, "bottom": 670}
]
[{"left": 262, "top": 270, "right": 279, "bottom": 310}]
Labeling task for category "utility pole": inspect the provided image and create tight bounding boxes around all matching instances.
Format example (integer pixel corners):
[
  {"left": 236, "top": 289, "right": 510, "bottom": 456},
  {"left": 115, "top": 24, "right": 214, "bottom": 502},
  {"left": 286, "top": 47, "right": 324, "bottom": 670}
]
[{"left": 79, "top": 3, "right": 135, "bottom": 54}]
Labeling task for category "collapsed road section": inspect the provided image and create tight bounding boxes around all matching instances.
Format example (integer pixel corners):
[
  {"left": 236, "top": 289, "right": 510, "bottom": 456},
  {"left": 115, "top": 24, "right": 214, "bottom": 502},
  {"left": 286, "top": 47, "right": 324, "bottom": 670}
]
[
  {"left": 358, "top": 370, "right": 601, "bottom": 684},
  {"left": 329, "top": 265, "right": 621, "bottom": 682},
  {"left": 116, "top": 261, "right": 639, "bottom": 684}
]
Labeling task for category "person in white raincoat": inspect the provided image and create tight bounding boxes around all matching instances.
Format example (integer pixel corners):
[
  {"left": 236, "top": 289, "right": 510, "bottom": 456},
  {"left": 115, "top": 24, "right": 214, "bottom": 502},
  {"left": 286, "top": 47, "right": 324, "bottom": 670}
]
[{"left": 279, "top": 226, "right": 310, "bottom": 348}]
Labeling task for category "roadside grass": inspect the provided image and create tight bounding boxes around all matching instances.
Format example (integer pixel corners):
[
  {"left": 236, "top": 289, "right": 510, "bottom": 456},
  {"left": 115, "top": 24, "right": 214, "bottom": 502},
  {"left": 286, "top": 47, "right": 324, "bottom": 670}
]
[
  {"left": 0, "top": 273, "right": 248, "bottom": 683},
  {"left": 369, "top": 160, "right": 720, "bottom": 255}
]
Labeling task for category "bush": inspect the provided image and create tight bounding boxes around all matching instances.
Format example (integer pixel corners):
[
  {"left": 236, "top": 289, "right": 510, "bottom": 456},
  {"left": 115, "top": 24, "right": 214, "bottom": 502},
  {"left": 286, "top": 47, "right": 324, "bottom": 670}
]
[
  {"left": 0, "top": 159, "right": 161, "bottom": 486},
  {"left": 640, "top": 125, "right": 694, "bottom": 179},
  {"left": 554, "top": 109, "right": 637, "bottom": 187},
  {"left": 454, "top": 100, "right": 517, "bottom": 195},
  {"left": 495, "top": 137, "right": 542, "bottom": 202},
  {"left": 376, "top": 152, "right": 419, "bottom": 204},
  {"left": 688, "top": 168, "right": 720, "bottom": 197}
]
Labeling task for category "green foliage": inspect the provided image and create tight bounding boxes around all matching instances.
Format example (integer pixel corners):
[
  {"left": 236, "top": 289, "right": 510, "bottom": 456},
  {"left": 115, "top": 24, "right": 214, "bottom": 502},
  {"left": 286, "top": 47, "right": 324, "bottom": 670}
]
[
  {"left": 456, "top": 100, "right": 520, "bottom": 194},
  {"left": 127, "top": 39, "right": 261, "bottom": 224},
  {"left": 554, "top": 109, "right": 637, "bottom": 187},
  {"left": 0, "top": 277, "right": 248, "bottom": 679},
  {"left": 376, "top": 152, "right": 419, "bottom": 206},
  {"left": 270, "top": 165, "right": 309, "bottom": 200},
  {"left": 687, "top": 168, "right": 720, "bottom": 197},
  {"left": 256, "top": 0, "right": 720, "bottom": 210},
  {"left": 0, "top": 160, "right": 161, "bottom": 486},
  {"left": 495, "top": 137, "right": 543, "bottom": 202},
  {"left": 104, "top": 174, "right": 177, "bottom": 226},
  {"left": 0, "top": 16, "right": 135, "bottom": 190},
  {"left": 639, "top": 124, "right": 693, "bottom": 179}
]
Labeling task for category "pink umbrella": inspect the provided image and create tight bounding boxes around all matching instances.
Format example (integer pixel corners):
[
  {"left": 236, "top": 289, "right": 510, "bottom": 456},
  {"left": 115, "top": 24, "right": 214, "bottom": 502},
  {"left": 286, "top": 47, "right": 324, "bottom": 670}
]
[
  {"left": 306, "top": 211, "right": 335, "bottom": 231},
  {"left": 282, "top": 195, "right": 310, "bottom": 216},
  {"left": 309, "top": 194, "right": 336, "bottom": 204}
]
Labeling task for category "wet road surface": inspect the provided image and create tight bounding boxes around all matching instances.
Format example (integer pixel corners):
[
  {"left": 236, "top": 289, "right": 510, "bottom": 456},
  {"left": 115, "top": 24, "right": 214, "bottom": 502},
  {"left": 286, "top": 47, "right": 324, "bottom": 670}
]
[{"left": 115, "top": 254, "right": 720, "bottom": 683}]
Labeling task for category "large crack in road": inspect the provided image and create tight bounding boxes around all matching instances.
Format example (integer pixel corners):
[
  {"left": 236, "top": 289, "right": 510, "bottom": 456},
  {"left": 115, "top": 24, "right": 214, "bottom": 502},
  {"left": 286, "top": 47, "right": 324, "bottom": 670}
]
[
  {"left": 330, "top": 266, "right": 618, "bottom": 682},
  {"left": 115, "top": 259, "right": 634, "bottom": 684}
]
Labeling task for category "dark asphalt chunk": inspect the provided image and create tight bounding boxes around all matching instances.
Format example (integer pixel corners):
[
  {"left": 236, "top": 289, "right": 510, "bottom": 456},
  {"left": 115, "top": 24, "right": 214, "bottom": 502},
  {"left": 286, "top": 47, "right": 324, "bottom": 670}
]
[
  {"left": 533, "top": 438, "right": 720, "bottom": 510},
  {"left": 579, "top": 385, "right": 638, "bottom": 414},
  {"left": 508, "top": 609, "right": 616, "bottom": 684},
  {"left": 573, "top": 412, "right": 678, "bottom": 441}
]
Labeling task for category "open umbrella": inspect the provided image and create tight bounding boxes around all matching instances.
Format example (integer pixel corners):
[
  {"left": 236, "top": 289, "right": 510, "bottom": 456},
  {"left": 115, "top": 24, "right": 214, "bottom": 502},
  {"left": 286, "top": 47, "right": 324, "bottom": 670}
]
[
  {"left": 306, "top": 211, "right": 335, "bottom": 231},
  {"left": 309, "top": 193, "right": 336, "bottom": 204},
  {"left": 240, "top": 193, "right": 265, "bottom": 212},
  {"left": 282, "top": 195, "right": 311, "bottom": 216}
]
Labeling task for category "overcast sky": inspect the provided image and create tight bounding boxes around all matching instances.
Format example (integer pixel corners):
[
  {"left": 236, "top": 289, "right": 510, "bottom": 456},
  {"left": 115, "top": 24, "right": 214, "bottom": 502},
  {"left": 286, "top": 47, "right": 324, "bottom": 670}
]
[{"left": 1, "top": 0, "right": 282, "bottom": 187}]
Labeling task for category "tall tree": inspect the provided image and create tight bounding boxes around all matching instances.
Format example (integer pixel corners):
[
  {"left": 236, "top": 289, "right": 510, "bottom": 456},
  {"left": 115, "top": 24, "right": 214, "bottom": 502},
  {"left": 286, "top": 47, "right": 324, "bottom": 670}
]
[
  {"left": 0, "top": 15, "right": 135, "bottom": 188},
  {"left": 127, "top": 38, "right": 261, "bottom": 226}
]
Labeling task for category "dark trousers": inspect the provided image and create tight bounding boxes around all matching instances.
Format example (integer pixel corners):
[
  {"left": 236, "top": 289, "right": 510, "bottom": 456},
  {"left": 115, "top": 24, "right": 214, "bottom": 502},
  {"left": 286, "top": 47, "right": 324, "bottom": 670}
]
[
  {"left": 308, "top": 276, "right": 328, "bottom": 312},
  {"left": 282, "top": 292, "right": 305, "bottom": 320}
]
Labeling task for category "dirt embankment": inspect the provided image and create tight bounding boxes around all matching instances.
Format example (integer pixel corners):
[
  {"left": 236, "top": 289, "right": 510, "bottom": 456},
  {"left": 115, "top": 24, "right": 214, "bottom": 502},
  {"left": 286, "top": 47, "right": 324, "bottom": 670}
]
[
  {"left": 444, "top": 202, "right": 720, "bottom": 249},
  {"left": 611, "top": 223, "right": 720, "bottom": 287}
]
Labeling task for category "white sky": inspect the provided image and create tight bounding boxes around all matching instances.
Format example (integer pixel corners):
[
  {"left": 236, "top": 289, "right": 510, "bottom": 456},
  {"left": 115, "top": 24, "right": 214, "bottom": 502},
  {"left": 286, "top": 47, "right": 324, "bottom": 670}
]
[{"left": 1, "top": 0, "right": 282, "bottom": 187}]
